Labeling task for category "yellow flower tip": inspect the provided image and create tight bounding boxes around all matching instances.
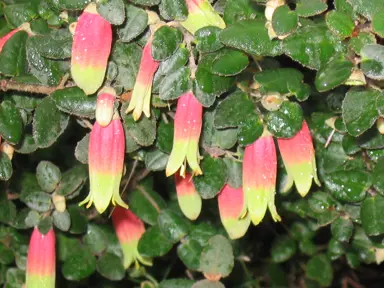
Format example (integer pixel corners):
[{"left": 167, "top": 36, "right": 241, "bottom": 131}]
[{"left": 132, "top": 110, "right": 142, "bottom": 121}]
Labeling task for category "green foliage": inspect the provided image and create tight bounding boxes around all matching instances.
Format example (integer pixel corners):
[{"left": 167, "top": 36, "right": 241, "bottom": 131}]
[{"left": 0, "top": 1, "right": 384, "bottom": 287}]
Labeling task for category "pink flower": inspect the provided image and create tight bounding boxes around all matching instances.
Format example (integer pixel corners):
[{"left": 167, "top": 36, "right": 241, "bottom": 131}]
[{"left": 175, "top": 172, "right": 202, "bottom": 220}]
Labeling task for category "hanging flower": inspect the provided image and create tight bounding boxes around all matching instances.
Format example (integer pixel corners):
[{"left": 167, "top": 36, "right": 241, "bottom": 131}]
[
  {"left": 79, "top": 113, "right": 127, "bottom": 214},
  {"left": 277, "top": 120, "right": 320, "bottom": 197},
  {"left": 112, "top": 207, "right": 152, "bottom": 269},
  {"left": 71, "top": 3, "right": 112, "bottom": 95},
  {"left": 218, "top": 184, "right": 250, "bottom": 239},
  {"left": 243, "top": 129, "right": 281, "bottom": 225},
  {"left": 96, "top": 87, "right": 116, "bottom": 127},
  {"left": 180, "top": 0, "right": 226, "bottom": 35},
  {"left": 25, "top": 227, "right": 56, "bottom": 288},
  {"left": 125, "top": 38, "right": 160, "bottom": 121},
  {"left": 175, "top": 172, "right": 202, "bottom": 220},
  {"left": 166, "top": 92, "right": 203, "bottom": 177}
]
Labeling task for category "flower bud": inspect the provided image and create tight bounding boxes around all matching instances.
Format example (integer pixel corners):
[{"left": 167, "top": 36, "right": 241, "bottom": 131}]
[
  {"left": 96, "top": 87, "right": 116, "bottom": 127},
  {"left": 26, "top": 228, "right": 55, "bottom": 288},
  {"left": 71, "top": 3, "right": 112, "bottom": 95},
  {"left": 175, "top": 172, "right": 202, "bottom": 220}
]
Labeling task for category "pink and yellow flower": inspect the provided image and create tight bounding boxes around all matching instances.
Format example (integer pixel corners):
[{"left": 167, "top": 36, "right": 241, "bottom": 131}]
[
  {"left": 243, "top": 130, "right": 281, "bottom": 225},
  {"left": 218, "top": 184, "right": 250, "bottom": 239},
  {"left": 26, "top": 227, "right": 55, "bottom": 288},
  {"left": 79, "top": 113, "right": 127, "bottom": 214},
  {"left": 180, "top": 0, "right": 226, "bottom": 35},
  {"left": 175, "top": 172, "right": 202, "bottom": 220},
  {"left": 277, "top": 120, "right": 320, "bottom": 197},
  {"left": 166, "top": 92, "right": 203, "bottom": 177},
  {"left": 112, "top": 207, "right": 152, "bottom": 269},
  {"left": 125, "top": 39, "right": 160, "bottom": 121},
  {"left": 71, "top": 3, "right": 112, "bottom": 95},
  {"left": 96, "top": 87, "right": 116, "bottom": 127}
]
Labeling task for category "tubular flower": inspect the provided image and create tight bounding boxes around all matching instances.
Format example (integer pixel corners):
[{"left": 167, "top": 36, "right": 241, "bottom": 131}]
[
  {"left": 71, "top": 3, "right": 112, "bottom": 95},
  {"left": 166, "top": 92, "right": 203, "bottom": 178},
  {"left": 175, "top": 172, "right": 202, "bottom": 220},
  {"left": 218, "top": 184, "right": 250, "bottom": 239},
  {"left": 96, "top": 87, "right": 116, "bottom": 127},
  {"left": 180, "top": 0, "right": 226, "bottom": 35},
  {"left": 277, "top": 120, "right": 320, "bottom": 197},
  {"left": 125, "top": 39, "right": 160, "bottom": 121},
  {"left": 243, "top": 130, "right": 281, "bottom": 225},
  {"left": 26, "top": 228, "right": 56, "bottom": 288},
  {"left": 79, "top": 113, "right": 127, "bottom": 214},
  {"left": 0, "top": 23, "right": 32, "bottom": 52},
  {"left": 112, "top": 207, "right": 152, "bottom": 269}
]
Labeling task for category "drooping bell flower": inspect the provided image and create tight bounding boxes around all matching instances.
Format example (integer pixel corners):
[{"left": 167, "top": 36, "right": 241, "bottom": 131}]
[
  {"left": 166, "top": 92, "right": 203, "bottom": 177},
  {"left": 125, "top": 39, "right": 160, "bottom": 121},
  {"left": 96, "top": 87, "right": 116, "bottom": 127},
  {"left": 0, "top": 22, "right": 32, "bottom": 53},
  {"left": 175, "top": 172, "right": 202, "bottom": 220},
  {"left": 71, "top": 3, "right": 112, "bottom": 95},
  {"left": 218, "top": 184, "right": 250, "bottom": 239},
  {"left": 112, "top": 207, "right": 152, "bottom": 269},
  {"left": 243, "top": 129, "right": 281, "bottom": 225},
  {"left": 180, "top": 0, "right": 226, "bottom": 35},
  {"left": 26, "top": 228, "right": 55, "bottom": 288},
  {"left": 79, "top": 112, "right": 128, "bottom": 214},
  {"left": 277, "top": 120, "right": 320, "bottom": 197}
]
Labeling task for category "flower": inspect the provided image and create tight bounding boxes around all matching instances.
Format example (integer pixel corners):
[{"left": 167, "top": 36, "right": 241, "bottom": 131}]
[
  {"left": 26, "top": 227, "right": 56, "bottom": 288},
  {"left": 71, "top": 3, "right": 112, "bottom": 95},
  {"left": 96, "top": 87, "right": 116, "bottom": 127},
  {"left": 218, "top": 184, "right": 250, "bottom": 239},
  {"left": 166, "top": 92, "right": 203, "bottom": 177},
  {"left": 277, "top": 120, "right": 320, "bottom": 197},
  {"left": 112, "top": 207, "right": 152, "bottom": 269},
  {"left": 243, "top": 130, "right": 281, "bottom": 225},
  {"left": 79, "top": 113, "right": 128, "bottom": 214},
  {"left": 125, "top": 38, "right": 160, "bottom": 121},
  {"left": 180, "top": 0, "right": 226, "bottom": 34},
  {"left": 175, "top": 172, "right": 202, "bottom": 220}
]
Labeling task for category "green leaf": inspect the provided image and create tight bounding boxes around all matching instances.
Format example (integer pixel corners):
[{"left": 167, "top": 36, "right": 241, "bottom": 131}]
[
  {"left": 192, "top": 280, "right": 225, "bottom": 288},
  {"left": 223, "top": 158, "right": 242, "bottom": 189},
  {"left": 68, "top": 205, "right": 88, "bottom": 235},
  {"left": 330, "top": 217, "right": 354, "bottom": 242},
  {"left": 152, "top": 26, "right": 183, "bottom": 61},
  {"left": 97, "top": 253, "right": 125, "bottom": 281},
  {"left": 361, "top": 195, "right": 384, "bottom": 236},
  {"left": 145, "top": 149, "right": 169, "bottom": 171},
  {"left": 55, "top": 0, "right": 90, "bottom": 10},
  {"left": 295, "top": 0, "right": 327, "bottom": 17},
  {"left": 138, "top": 225, "right": 173, "bottom": 257},
  {"left": 129, "top": 0, "right": 160, "bottom": 7},
  {"left": 315, "top": 54, "right": 353, "bottom": 92},
  {"left": 306, "top": 254, "right": 333, "bottom": 287},
  {"left": 237, "top": 113, "right": 263, "bottom": 146},
  {"left": 128, "top": 182, "right": 167, "bottom": 225},
  {"left": 193, "top": 157, "right": 227, "bottom": 199},
  {"left": 271, "top": 236, "right": 297, "bottom": 263},
  {"left": 360, "top": 44, "right": 384, "bottom": 80},
  {"left": 4, "top": 3, "right": 37, "bottom": 27},
  {"left": 0, "top": 31, "right": 27, "bottom": 76},
  {"left": 0, "top": 101, "right": 23, "bottom": 145},
  {"left": 195, "top": 26, "right": 224, "bottom": 53},
  {"left": 55, "top": 165, "right": 88, "bottom": 197},
  {"left": 52, "top": 210, "right": 71, "bottom": 232},
  {"left": 200, "top": 235, "right": 234, "bottom": 279},
  {"left": 51, "top": 87, "right": 96, "bottom": 118},
  {"left": 326, "top": 11, "right": 355, "bottom": 39},
  {"left": 38, "top": 216, "right": 53, "bottom": 234},
  {"left": 158, "top": 209, "right": 190, "bottom": 243},
  {"left": 36, "top": 161, "right": 61, "bottom": 193},
  {"left": 327, "top": 238, "right": 345, "bottom": 260},
  {"left": 156, "top": 121, "right": 174, "bottom": 153},
  {"left": 75, "top": 133, "right": 90, "bottom": 164},
  {"left": 83, "top": 223, "right": 108, "bottom": 255},
  {"left": 373, "top": 157, "right": 384, "bottom": 195},
  {"left": 372, "top": 11, "right": 384, "bottom": 38},
  {"left": 342, "top": 88, "right": 380, "bottom": 136},
  {"left": 159, "top": 0, "right": 188, "bottom": 21},
  {"left": 342, "top": 134, "right": 361, "bottom": 155},
  {"left": 159, "top": 279, "right": 194, "bottom": 288},
  {"left": 211, "top": 49, "right": 249, "bottom": 76},
  {"left": 159, "top": 66, "right": 191, "bottom": 100},
  {"left": 265, "top": 101, "right": 304, "bottom": 138},
  {"left": 0, "top": 243, "right": 14, "bottom": 265},
  {"left": 23, "top": 192, "right": 51, "bottom": 212},
  {"left": 214, "top": 90, "right": 255, "bottom": 128},
  {"left": 97, "top": 0, "right": 125, "bottom": 25},
  {"left": 158, "top": 47, "right": 189, "bottom": 75},
  {"left": 323, "top": 170, "right": 371, "bottom": 202},
  {"left": 196, "top": 54, "right": 235, "bottom": 95},
  {"left": 193, "top": 80, "right": 217, "bottom": 108},
  {"left": 220, "top": 19, "right": 282, "bottom": 56},
  {"left": 32, "top": 29, "right": 72, "bottom": 59},
  {"left": 272, "top": 5, "right": 298, "bottom": 36},
  {"left": 62, "top": 248, "right": 96, "bottom": 281},
  {"left": 122, "top": 104, "right": 156, "bottom": 146},
  {"left": 348, "top": 32, "right": 376, "bottom": 55},
  {"left": 347, "top": 0, "right": 384, "bottom": 20},
  {"left": 177, "top": 239, "right": 203, "bottom": 271},
  {"left": 117, "top": 4, "right": 148, "bottom": 42},
  {"left": 223, "top": 0, "right": 264, "bottom": 25}
]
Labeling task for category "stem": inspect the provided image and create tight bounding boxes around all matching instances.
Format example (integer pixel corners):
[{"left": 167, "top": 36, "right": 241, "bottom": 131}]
[{"left": 144, "top": 272, "right": 159, "bottom": 287}]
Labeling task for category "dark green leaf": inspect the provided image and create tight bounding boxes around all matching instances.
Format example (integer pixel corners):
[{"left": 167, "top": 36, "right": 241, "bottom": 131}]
[
  {"left": 0, "top": 243, "right": 14, "bottom": 265},
  {"left": 4, "top": 3, "right": 37, "bottom": 27},
  {"left": 68, "top": 205, "right": 88, "bottom": 235},
  {"left": 296, "top": 0, "right": 327, "bottom": 17},
  {"left": 159, "top": 0, "right": 188, "bottom": 21},
  {"left": 238, "top": 113, "right": 263, "bottom": 146},
  {"left": 62, "top": 248, "right": 96, "bottom": 281},
  {"left": 55, "top": 0, "right": 90, "bottom": 10},
  {"left": 156, "top": 121, "right": 174, "bottom": 153},
  {"left": 159, "top": 67, "right": 190, "bottom": 100},
  {"left": 138, "top": 225, "right": 173, "bottom": 257},
  {"left": 158, "top": 209, "right": 190, "bottom": 243},
  {"left": 348, "top": 32, "right": 376, "bottom": 55},
  {"left": 36, "top": 161, "right": 61, "bottom": 193},
  {"left": 97, "top": 0, "right": 125, "bottom": 25},
  {"left": 117, "top": 4, "right": 148, "bottom": 42},
  {"left": 331, "top": 217, "right": 354, "bottom": 242},
  {"left": 55, "top": 165, "right": 88, "bottom": 197},
  {"left": 327, "top": 238, "right": 345, "bottom": 260},
  {"left": 32, "top": 29, "right": 72, "bottom": 59},
  {"left": 152, "top": 26, "right": 183, "bottom": 61},
  {"left": 83, "top": 223, "right": 108, "bottom": 255},
  {"left": 177, "top": 239, "right": 203, "bottom": 271},
  {"left": 360, "top": 44, "right": 384, "bottom": 80},
  {"left": 23, "top": 192, "right": 51, "bottom": 212},
  {"left": 159, "top": 279, "right": 194, "bottom": 288},
  {"left": 272, "top": 5, "right": 298, "bottom": 36},
  {"left": 347, "top": 0, "right": 384, "bottom": 20},
  {"left": 0, "top": 101, "right": 23, "bottom": 145},
  {"left": 306, "top": 254, "right": 333, "bottom": 286},
  {"left": 271, "top": 236, "right": 297, "bottom": 263},
  {"left": 195, "top": 26, "right": 224, "bottom": 53},
  {"left": 129, "top": 0, "right": 160, "bottom": 6},
  {"left": 52, "top": 210, "right": 71, "bottom": 232},
  {"left": 0, "top": 31, "right": 27, "bottom": 76},
  {"left": 37, "top": 216, "right": 52, "bottom": 234},
  {"left": 211, "top": 49, "right": 249, "bottom": 76},
  {"left": 97, "top": 253, "right": 125, "bottom": 281},
  {"left": 361, "top": 195, "right": 384, "bottom": 236},
  {"left": 326, "top": 11, "right": 354, "bottom": 39},
  {"left": 145, "top": 149, "right": 169, "bottom": 171},
  {"left": 192, "top": 280, "right": 225, "bottom": 288},
  {"left": 158, "top": 47, "right": 189, "bottom": 75},
  {"left": 75, "top": 133, "right": 89, "bottom": 164}
]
